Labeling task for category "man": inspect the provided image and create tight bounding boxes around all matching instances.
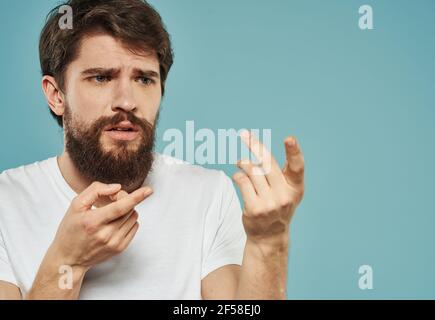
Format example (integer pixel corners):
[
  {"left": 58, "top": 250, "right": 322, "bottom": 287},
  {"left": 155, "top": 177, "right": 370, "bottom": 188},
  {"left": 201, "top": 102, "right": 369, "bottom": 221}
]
[{"left": 0, "top": 0, "right": 305, "bottom": 299}]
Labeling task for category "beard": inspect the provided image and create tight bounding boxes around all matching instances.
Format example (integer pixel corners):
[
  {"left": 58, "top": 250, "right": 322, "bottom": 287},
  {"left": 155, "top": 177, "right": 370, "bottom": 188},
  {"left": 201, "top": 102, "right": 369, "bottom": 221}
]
[{"left": 63, "top": 106, "right": 157, "bottom": 190}]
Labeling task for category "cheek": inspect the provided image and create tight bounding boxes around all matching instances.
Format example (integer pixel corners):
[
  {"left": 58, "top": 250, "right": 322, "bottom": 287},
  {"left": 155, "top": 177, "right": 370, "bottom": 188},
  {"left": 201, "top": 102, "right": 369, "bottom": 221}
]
[
  {"left": 137, "top": 89, "right": 161, "bottom": 123},
  {"left": 67, "top": 81, "right": 109, "bottom": 120}
]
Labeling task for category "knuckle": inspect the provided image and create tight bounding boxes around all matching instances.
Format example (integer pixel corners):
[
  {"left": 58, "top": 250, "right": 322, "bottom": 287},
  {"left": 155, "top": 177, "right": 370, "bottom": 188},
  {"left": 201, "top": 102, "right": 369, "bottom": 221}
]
[
  {"left": 296, "top": 188, "right": 305, "bottom": 203},
  {"left": 277, "top": 197, "right": 291, "bottom": 209},
  {"left": 294, "top": 159, "right": 305, "bottom": 176},
  {"left": 297, "top": 165, "right": 305, "bottom": 176},
  {"left": 96, "top": 231, "right": 111, "bottom": 245},
  {"left": 238, "top": 160, "right": 252, "bottom": 171},
  {"left": 132, "top": 211, "right": 139, "bottom": 220},
  {"left": 106, "top": 240, "right": 122, "bottom": 253},
  {"left": 236, "top": 174, "right": 249, "bottom": 184},
  {"left": 111, "top": 204, "right": 124, "bottom": 217},
  {"left": 83, "top": 219, "right": 98, "bottom": 235},
  {"left": 71, "top": 196, "right": 84, "bottom": 210},
  {"left": 250, "top": 205, "right": 265, "bottom": 216},
  {"left": 91, "top": 181, "right": 103, "bottom": 188},
  {"left": 89, "top": 181, "right": 102, "bottom": 191},
  {"left": 246, "top": 164, "right": 256, "bottom": 175},
  {"left": 264, "top": 201, "right": 277, "bottom": 213},
  {"left": 118, "top": 190, "right": 128, "bottom": 199}
]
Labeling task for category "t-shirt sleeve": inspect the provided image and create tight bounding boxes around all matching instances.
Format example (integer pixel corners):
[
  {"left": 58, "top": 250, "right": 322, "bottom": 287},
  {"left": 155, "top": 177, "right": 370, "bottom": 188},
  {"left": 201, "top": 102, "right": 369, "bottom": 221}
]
[
  {"left": 0, "top": 229, "right": 17, "bottom": 286},
  {"left": 201, "top": 171, "right": 247, "bottom": 280}
]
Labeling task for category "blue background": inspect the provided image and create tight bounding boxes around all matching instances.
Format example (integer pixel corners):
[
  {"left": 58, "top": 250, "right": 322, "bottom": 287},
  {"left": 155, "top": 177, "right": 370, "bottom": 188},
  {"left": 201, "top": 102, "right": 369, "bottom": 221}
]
[{"left": 1, "top": 0, "right": 434, "bottom": 298}]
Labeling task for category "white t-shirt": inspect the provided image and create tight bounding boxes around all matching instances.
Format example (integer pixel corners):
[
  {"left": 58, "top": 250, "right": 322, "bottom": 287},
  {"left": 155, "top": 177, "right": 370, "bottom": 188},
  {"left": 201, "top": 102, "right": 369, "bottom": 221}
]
[{"left": 0, "top": 153, "right": 246, "bottom": 299}]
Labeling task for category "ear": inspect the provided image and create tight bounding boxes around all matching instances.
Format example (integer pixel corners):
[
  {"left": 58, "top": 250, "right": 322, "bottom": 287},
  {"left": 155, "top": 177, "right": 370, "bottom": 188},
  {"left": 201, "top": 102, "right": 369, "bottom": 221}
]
[{"left": 41, "top": 75, "right": 66, "bottom": 117}]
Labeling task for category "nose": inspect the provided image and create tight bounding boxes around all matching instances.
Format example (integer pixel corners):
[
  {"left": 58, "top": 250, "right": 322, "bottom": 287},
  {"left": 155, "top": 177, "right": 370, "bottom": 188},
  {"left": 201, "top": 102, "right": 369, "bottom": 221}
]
[{"left": 111, "top": 78, "right": 138, "bottom": 113}]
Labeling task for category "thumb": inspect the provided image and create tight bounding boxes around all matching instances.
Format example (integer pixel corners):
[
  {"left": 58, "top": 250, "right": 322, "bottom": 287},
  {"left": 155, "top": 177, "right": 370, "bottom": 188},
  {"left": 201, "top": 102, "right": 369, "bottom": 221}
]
[{"left": 109, "top": 190, "right": 129, "bottom": 202}]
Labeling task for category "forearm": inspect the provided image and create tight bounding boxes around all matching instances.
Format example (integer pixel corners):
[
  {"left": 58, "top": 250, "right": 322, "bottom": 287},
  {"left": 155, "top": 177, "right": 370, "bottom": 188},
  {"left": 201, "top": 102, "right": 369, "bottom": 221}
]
[
  {"left": 235, "top": 236, "right": 289, "bottom": 300},
  {"left": 26, "top": 246, "right": 88, "bottom": 300}
]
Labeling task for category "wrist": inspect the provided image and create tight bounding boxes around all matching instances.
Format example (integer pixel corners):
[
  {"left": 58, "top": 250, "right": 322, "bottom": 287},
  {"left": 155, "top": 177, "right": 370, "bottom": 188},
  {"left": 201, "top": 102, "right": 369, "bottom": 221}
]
[
  {"left": 246, "top": 233, "right": 290, "bottom": 261},
  {"left": 26, "top": 245, "right": 89, "bottom": 299},
  {"left": 46, "top": 244, "right": 90, "bottom": 280}
]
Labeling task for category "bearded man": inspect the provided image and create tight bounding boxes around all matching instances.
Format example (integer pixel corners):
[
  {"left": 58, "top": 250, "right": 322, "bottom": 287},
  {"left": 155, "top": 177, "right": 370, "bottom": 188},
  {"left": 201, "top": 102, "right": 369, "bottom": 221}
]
[{"left": 0, "top": 0, "right": 305, "bottom": 300}]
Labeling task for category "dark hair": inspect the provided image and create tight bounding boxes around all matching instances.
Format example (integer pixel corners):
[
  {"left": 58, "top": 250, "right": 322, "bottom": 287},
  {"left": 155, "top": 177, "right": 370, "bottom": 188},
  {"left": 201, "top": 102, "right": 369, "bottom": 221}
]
[{"left": 39, "top": 0, "right": 173, "bottom": 127}]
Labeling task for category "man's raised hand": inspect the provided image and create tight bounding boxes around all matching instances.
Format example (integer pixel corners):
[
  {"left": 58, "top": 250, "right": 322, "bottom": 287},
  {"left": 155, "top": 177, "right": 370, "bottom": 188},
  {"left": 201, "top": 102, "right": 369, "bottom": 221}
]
[{"left": 50, "top": 181, "right": 153, "bottom": 270}]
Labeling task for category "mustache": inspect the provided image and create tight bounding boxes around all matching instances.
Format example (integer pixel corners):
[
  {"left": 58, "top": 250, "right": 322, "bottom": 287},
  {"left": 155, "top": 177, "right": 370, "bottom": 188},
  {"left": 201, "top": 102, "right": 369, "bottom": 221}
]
[{"left": 92, "top": 112, "right": 153, "bottom": 136}]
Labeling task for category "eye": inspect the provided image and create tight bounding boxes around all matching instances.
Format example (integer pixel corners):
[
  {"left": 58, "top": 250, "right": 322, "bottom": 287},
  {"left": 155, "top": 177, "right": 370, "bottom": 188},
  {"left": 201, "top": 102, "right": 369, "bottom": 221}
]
[
  {"left": 137, "top": 76, "right": 154, "bottom": 85},
  {"left": 93, "top": 75, "right": 111, "bottom": 83}
]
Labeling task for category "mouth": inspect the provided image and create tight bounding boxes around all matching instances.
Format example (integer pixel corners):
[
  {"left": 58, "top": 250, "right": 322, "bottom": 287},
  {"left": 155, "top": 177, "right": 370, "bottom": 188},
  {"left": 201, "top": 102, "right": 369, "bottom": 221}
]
[{"left": 104, "top": 121, "right": 140, "bottom": 141}]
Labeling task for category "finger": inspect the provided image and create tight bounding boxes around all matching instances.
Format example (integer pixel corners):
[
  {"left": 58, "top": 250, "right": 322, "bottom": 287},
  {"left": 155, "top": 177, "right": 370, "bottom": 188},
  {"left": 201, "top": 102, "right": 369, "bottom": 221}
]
[
  {"left": 109, "top": 209, "right": 137, "bottom": 229},
  {"left": 239, "top": 130, "right": 284, "bottom": 186},
  {"left": 114, "top": 211, "right": 139, "bottom": 240},
  {"left": 118, "top": 221, "right": 140, "bottom": 252},
  {"left": 110, "top": 191, "right": 136, "bottom": 226},
  {"left": 232, "top": 172, "right": 258, "bottom": 205},
  {"left": 73, "top": 182, "right": 121, "bottom": 211},
  {"left": 116, "top": 190, "right": 129, "bottom": 201},
  {"left": 283, "top": 136, "right": 305, "bottom": 185},
  {"left": 97, "top": 190, "right": 129, "bottom": 208},
  {"left": 237, "top": 159, "right": 271, "bottom": 196},
  {"left": 109, "top": 190, "right": 128, "bottom": 202},
  {"left": 97, "top": 187, "right": 152, "bottom": 224},
  {"left": 97, "top": 191, "right": 139, "bottom": 226}
]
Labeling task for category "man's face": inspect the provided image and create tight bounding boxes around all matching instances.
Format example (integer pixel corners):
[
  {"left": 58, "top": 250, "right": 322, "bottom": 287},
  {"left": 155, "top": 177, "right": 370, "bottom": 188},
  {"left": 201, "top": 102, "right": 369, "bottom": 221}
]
[{"left": 61, "top": 34, "right": 162, "bottom": 188}]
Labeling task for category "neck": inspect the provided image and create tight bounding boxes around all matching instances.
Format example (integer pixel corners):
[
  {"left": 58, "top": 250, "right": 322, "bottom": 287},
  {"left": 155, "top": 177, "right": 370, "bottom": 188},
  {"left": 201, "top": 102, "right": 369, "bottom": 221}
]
[
  {"left": 57, "top": 151, "right": 145, "bottom": 195},
  {"left": 57, "top": 151, "right": 91, "bottom": 195}
]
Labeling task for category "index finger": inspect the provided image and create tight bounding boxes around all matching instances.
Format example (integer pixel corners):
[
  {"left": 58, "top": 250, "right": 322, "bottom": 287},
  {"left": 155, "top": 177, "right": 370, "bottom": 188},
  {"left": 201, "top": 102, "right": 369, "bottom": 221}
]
[
  {"left": 239, "top": 130, "right": 279, "bottom": 176},
  {"left": 96, "top": 187, "right": 153, "bottom": 224},
  {"left": 73, "top": 182, "right": 122, "bottom": 211}
]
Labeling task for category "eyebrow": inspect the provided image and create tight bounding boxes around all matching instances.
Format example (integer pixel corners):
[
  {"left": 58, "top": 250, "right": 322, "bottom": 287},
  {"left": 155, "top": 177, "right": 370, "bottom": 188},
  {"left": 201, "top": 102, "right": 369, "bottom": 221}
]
[
  {"left": 132, "top": 68, "right": 160, "bottom": 79},
  {"left": 80, "top": 67, "right": 160, "bottom": 79}
]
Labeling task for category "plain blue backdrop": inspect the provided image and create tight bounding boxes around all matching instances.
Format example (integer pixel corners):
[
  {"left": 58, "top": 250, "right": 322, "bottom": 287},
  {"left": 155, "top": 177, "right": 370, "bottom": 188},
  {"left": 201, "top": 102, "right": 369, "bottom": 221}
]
[{"left": 1, "top": 0, "right": 434, "bottom": 298}]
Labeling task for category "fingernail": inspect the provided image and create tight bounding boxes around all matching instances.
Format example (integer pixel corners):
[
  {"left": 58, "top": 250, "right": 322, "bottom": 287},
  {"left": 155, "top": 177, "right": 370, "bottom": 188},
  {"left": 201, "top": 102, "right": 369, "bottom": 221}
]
[
  {"left": 286, "top": 138, "right": 295, "bottom": 148},
  {"left": 108, "top": 183, "right": 121, "bottom": 189}
]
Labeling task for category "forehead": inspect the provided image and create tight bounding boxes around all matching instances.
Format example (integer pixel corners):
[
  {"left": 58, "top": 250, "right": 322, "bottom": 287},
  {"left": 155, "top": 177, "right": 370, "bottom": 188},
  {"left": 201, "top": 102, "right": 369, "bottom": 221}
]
[{"left": 72, "top": 33, "right": 160, "bottom": 73}]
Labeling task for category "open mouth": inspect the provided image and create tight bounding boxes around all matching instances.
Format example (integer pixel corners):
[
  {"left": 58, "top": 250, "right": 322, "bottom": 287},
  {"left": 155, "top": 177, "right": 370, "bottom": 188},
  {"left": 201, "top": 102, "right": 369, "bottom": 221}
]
[
  {"left": 104, "top": 121, "right": 140, "bottom": 141},
  {"left": 108, "top": 128, "right": 134, "bottom": 131},
  {"left": 105, "top": 121, "right": 139, "bottom": 132}
]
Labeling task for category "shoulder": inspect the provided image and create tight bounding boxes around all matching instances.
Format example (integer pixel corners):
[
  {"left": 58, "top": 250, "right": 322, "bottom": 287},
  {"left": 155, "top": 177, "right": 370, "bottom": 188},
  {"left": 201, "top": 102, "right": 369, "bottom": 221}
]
[{"left": 0, "top": 157, "right": 55, "bottom": 197}]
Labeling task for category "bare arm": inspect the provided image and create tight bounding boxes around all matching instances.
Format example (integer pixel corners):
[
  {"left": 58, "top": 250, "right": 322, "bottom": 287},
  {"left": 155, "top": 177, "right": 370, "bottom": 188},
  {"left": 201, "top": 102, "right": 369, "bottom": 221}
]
[
  {"left": 235, "top": 238, "right": 288, "bottom": 299},
  {"left": 25, "top": 247, "right": 88, "bottom": 300},
  {"left": 233, "top": 133, "right": 303, "bottom": 299},
  {"left": 203, "top": 133, "right": 304, "bottom": 300},
  {"left": 201, "top": 239, "right": 288, "bottom": 300},
  {"left": 0, "top": 281, "right": 22, "bottom": 300}
]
